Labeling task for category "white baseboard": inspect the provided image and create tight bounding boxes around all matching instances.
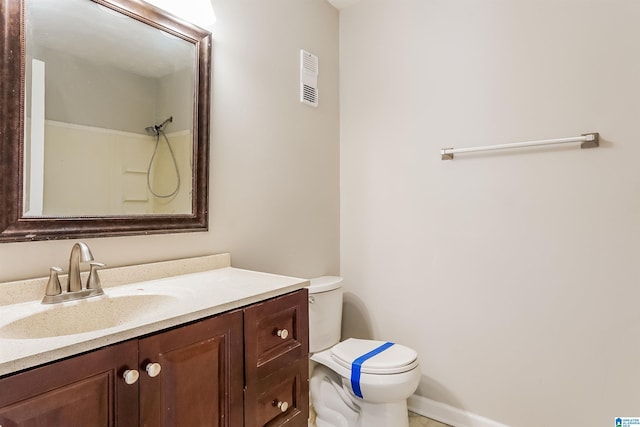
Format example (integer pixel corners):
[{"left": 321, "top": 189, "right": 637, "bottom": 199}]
[{"left": 407, "top": 394, "right": 511, "bottom": 427}]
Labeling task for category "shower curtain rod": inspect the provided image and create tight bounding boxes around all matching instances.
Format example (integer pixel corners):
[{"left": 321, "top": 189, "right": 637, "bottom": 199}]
[{"left": 441, "top": 132, "right": 599, "bottom": 160}]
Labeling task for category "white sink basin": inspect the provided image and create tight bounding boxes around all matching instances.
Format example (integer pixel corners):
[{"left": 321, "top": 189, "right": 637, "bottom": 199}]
[{"left": 0, "top": 294, "right": 177, "bottom": 339}]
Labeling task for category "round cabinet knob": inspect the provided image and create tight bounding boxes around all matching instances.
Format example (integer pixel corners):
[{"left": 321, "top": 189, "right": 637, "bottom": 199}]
[
  {"left": 122, "top": 369, "right": 139, "bottom": 385},
  {"left": 276, "top": 401, "right": 289, "bottom": 412},
  {"left": 308, "top": 295, "right": 316, "bottom": 304},
  {"left": 145, "top": 362, "right": 162, "bottom": 378},
  {"left": 276, "top": 329, "right": 289, "bottom": 340}
]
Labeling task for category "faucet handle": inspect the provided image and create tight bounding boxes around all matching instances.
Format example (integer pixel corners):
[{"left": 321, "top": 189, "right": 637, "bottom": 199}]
[
  {"left": 87, "top": 262, "right": 106, "bottom": 290},
  {"left": 45, "top": 266, "right": 63, "bottom": 296}
]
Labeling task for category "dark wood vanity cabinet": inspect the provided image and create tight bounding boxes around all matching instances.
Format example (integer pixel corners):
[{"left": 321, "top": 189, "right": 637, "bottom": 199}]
[
  {"left": 0, "top": 339, "right": 139, "bottom": 426},
  {"left": 138, "top": 310, "right": 244, "bottom": 426},
  {"left": 244, "top": 289, "right": 309, "bottom": 427},
  {"left": 0, "top": 289, "right": 309, "bottom": 427},
  {"left": 0, "top": 310, "right": 243, "bottom": 427}
]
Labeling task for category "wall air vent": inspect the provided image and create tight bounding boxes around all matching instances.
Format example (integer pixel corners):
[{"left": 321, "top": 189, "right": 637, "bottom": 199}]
[{"left": 300, "top": 49, "right": 319, "bottom": 107}]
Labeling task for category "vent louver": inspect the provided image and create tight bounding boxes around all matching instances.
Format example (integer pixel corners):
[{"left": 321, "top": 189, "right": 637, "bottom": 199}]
[{"left": 300, "top": 50, "right": 319, "bottom": 107}]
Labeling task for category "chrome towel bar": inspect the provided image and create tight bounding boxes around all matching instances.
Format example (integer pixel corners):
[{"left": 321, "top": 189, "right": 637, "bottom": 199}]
[{"left": 441, "top": 132, "right": 599, "bottom": 160}]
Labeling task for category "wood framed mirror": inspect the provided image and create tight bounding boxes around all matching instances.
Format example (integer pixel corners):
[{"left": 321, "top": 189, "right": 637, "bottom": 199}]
[{"left": 0, "top": 0, "right": 211, "bottom": 242}]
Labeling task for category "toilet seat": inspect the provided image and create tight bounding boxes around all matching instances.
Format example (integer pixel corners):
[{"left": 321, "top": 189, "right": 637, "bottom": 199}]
[{"left": 330, "top": 338, "right": 418, "bottom": 375}]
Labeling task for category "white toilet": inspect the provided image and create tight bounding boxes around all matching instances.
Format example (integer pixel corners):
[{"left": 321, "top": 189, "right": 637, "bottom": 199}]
[{"left": 307, "top": 276, "right": 421, "bottom": 427}]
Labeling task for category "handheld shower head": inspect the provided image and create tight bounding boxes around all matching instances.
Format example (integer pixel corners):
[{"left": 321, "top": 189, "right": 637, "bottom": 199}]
[{"left": 145, "top": 116, "right": 173, "bottom": 136}]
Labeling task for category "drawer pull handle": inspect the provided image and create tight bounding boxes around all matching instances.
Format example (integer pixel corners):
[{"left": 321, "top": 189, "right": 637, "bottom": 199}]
[
  {"left": 274, "top": 400, "right": 289, "bottom": 412},
  {"left": 276, "top": 329, "right": 289, "bottom": 339},
  {"left": 145, "top": 362, "right": 162, "bottom": 378},
  {"left": 122, "top": 369, "right": 139, "bottom": 385}
]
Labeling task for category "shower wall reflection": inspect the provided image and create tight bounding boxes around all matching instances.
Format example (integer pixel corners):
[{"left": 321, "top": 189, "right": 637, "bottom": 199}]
[{"left": 34, "top": 122, "right": 192, "bottom": 216}]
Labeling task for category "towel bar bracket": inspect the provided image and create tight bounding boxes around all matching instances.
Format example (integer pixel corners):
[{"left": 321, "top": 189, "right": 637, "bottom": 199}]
[
  {"left": 441, "top": 150, "right": 454, "bottom": 161},
  {"left": 580, "top": 132, "right": 599, "bottom": 149}
]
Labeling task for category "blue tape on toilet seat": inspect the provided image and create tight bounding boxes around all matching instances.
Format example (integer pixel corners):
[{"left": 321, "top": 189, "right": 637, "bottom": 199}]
[{"left": 350, "top": 341, "right": 395, "bottom": 398}]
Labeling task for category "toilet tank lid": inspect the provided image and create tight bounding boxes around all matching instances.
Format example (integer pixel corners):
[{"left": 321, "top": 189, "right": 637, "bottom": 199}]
[{"left": 307, "top": 276, "right": 343, "bottom": 293}]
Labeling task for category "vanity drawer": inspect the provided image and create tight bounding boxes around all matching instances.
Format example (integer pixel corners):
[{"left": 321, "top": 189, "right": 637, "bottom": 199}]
[
  {"left": 244, "top": 289, "right": 309, "bottom": 379},
  {"left": 245, "top": 358, "right": 309, "bottom": 427}
]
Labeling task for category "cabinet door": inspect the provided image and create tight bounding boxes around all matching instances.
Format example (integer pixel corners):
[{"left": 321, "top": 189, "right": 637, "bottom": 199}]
[
  {"left": 0, "top": 340, "right": 139, "bottom": 427},
  {"left": 139, "top": 309, "right": 244, "bottom": 427}
]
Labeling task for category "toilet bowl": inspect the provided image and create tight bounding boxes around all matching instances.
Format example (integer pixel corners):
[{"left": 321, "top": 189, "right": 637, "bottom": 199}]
[{"left": 308, "top": 277, "right": 421, "bottom": 427}]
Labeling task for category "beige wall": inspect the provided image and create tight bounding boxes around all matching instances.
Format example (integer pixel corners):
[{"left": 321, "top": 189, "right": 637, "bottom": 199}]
[
  {"left": 31, "top": 48, "right": 157, "bottom": 133},
  {"left": 339, "top": 0, "right": 640, "bottom": 426},
  {"left": 0, "top": 0, "right": 340, "bottom": 282},
  {"left": 157, "top": 68, "right": 193, "bottom": 132}
]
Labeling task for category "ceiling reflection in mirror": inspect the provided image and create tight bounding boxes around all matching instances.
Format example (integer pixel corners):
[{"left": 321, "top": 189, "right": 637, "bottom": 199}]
[{"left": 24, "top": 0, "right": 196, "bottom": 217}]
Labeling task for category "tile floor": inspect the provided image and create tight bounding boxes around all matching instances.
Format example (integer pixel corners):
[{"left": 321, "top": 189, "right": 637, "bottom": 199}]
[
  {"left": 409, "top": 411, "right": 451, "bottom": 427},
  {"left": 309, "top": 406, "right": 450, "bottom": 427}
]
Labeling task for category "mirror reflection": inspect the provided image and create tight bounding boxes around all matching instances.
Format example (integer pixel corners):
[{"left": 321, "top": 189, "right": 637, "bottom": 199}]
[{"left": 24, "top": 0, "right": 196, "bottom": 217}]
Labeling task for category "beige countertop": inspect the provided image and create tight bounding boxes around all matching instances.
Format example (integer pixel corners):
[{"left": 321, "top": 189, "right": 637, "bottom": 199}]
[{"left": 0, "top": 254, "right": 309, "bottom": 377}]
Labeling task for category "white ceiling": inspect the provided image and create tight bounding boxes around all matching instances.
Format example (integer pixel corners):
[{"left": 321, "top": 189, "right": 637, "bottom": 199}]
[
  {"left": 28, "top": 0, "right": 195, "bottom": 79},
  {"left": 327, "top": 0, "right": 362, "bottom": 10}
]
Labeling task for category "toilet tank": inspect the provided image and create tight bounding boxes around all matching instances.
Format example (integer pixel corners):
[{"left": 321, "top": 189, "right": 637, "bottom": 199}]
[{"left": 307, "top": 276, "right": 343, "bottom": 353}]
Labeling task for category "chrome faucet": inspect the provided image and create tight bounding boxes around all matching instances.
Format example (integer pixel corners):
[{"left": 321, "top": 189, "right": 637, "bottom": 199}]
[{"left": 42, "top": 242, "right": 106, "bottom": 304}]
